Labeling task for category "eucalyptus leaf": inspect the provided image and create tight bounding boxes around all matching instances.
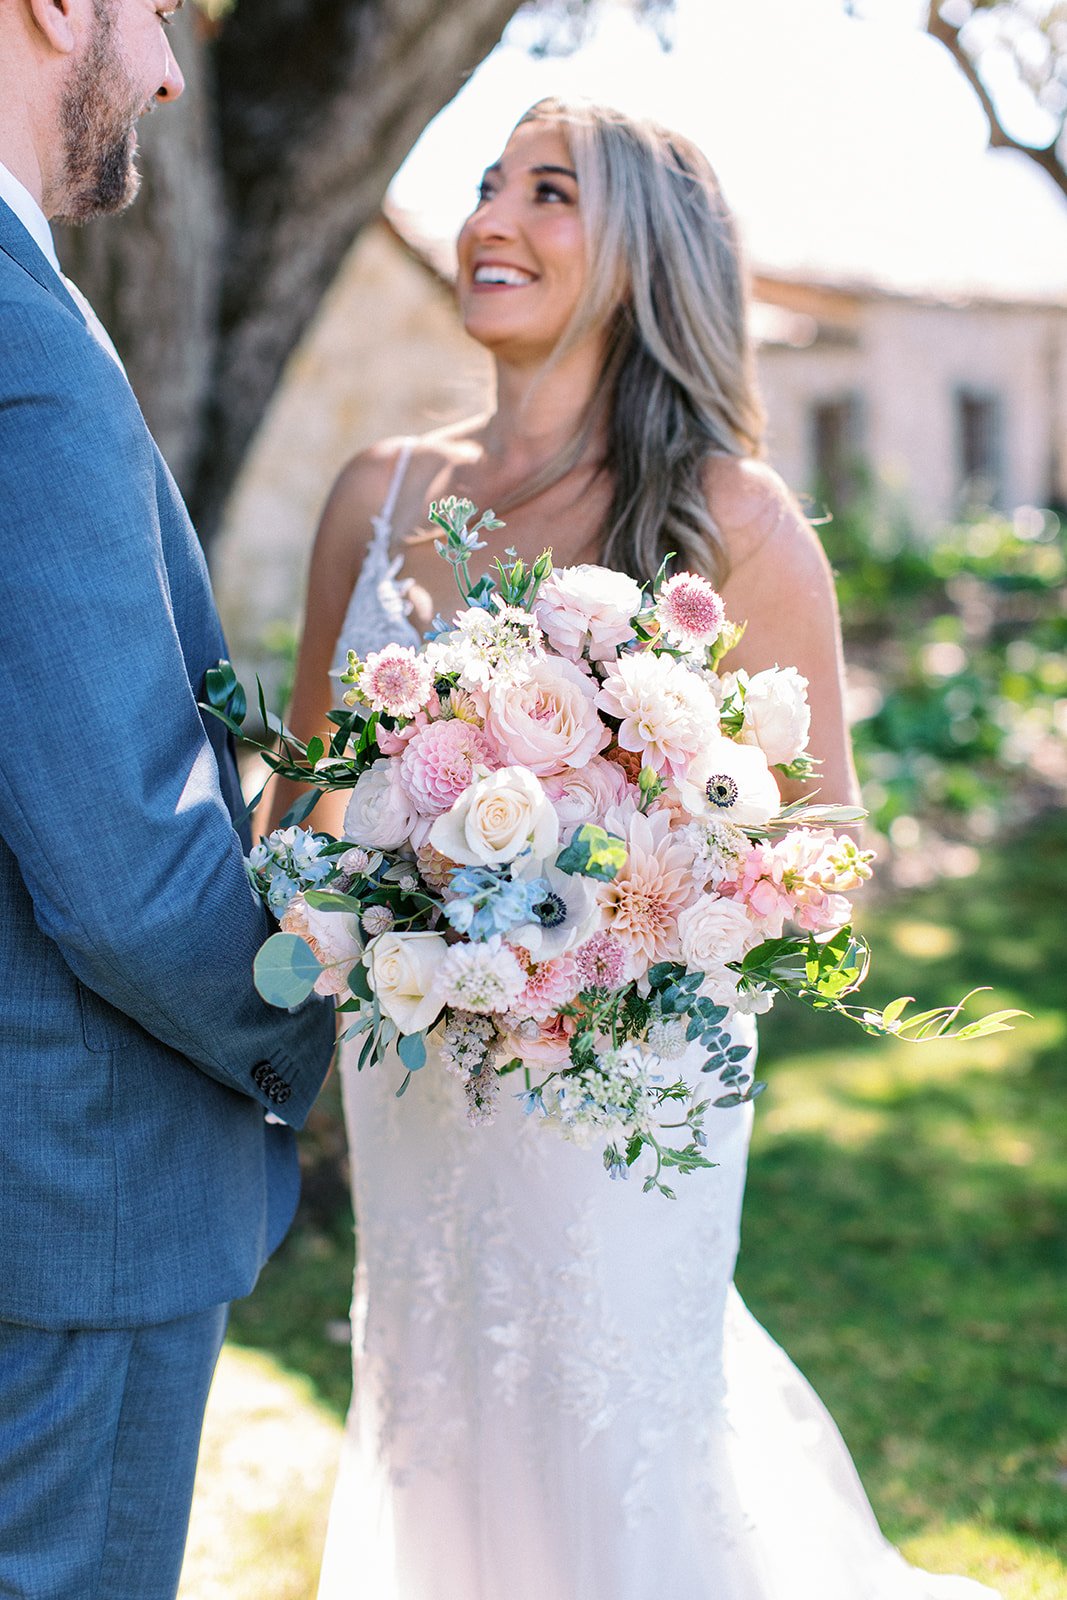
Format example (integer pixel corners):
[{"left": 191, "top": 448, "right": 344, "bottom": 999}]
[
  {"left": 348, "top": 964, "right": 373, "bottom": 1002},
  {"left": 397, "top": 1031, "right": 428, "bottom": 1073},
  {"left": 253, "top": 933, "right": 322, "bottom": 1008}
]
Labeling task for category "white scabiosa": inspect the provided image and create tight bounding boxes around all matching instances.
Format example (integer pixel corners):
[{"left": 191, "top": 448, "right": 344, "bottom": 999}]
[{"left": 437, "top": 936, "right": 527, "bottom": 1015}]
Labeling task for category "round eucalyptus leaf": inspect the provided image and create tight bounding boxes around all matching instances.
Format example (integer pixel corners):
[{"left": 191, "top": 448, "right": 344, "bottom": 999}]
[{"left": 254, "top": 933, "right": 323, "bottom": 1008}]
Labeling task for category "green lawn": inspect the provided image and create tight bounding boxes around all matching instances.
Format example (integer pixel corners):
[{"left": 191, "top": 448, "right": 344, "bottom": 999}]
[{"left": 183, "top": 812, "right": 1066, "bottom": 1599}]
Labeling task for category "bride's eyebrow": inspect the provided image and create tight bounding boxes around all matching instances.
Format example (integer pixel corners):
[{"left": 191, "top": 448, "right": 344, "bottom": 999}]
[{"left": 530, "top": 164, "right": 577, "bottom": 181}]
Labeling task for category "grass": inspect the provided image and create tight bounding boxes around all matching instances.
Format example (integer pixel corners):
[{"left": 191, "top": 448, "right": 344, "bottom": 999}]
[{"left": 182, "top": 812, "right": 1066, "bottom": 1599}]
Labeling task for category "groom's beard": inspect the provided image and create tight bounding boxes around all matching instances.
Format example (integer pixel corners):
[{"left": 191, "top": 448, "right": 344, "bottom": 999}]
[{"left": 56, "top": 3, "right": 144, "bottom": 224}]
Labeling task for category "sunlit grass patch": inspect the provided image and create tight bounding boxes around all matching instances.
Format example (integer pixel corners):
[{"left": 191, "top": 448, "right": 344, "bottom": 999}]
[{"left": 181, "top": 1346, "right": 342, "bottom": 1600}]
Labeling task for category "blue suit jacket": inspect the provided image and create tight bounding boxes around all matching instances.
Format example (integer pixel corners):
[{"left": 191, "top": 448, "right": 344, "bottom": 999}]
[{"left": 0, "top": 200, "right": 336, "bottom": 1330}]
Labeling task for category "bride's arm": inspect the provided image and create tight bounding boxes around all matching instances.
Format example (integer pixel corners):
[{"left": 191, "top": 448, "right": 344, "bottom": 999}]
[
  {"left": 258, "top": 446, "right": 398, "bottom": 839},
  {"left": 711, "top": 457, "right": 861, "bottom": 812}
]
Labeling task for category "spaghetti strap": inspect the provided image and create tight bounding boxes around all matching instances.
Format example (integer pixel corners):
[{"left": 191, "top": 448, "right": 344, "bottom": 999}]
[{"left": 370, "top": 438, "right": 415, "bottom": 554}]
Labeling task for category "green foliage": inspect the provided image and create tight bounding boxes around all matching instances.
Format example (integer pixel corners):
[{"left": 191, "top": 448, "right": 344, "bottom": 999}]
[
  {"left": 824, "top": 503, "right": 1066, "bottom": 836},
  {"left": 556, "top": 822, "right": 627, "bottom": 880}
]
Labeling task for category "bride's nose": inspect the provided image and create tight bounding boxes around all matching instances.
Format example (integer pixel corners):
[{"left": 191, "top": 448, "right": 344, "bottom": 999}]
[{"left": 468, "top": 192, "right": 520, "bottom": 243}]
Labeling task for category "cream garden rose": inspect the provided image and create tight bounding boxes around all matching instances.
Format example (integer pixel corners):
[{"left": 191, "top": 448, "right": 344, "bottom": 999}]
[
  {"left": 534, "top": 565, "right": 644, "bottom": 662},
  {"left": 429, "top": 766, "right": 559, "bottom": 867},
  {"left": 344, "top": 758, "right": 419, "bottom": 851},
  {"left": 739, "top": 666, "right": 811, "bottom": 768},
  {"left": 365, "top": 930, "right": 450, "bottom": 1035},
  {"left": 676, "top": 894, "right": 754, "bottom": 973}
]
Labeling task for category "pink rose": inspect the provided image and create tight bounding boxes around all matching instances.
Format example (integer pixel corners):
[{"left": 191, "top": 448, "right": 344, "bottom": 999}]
[
  {"left": 482, "top": 656, "right": 608, "bottom": 776},
  {"left": 496, "top": 1011, "right": 579, "bottom": 1070}
]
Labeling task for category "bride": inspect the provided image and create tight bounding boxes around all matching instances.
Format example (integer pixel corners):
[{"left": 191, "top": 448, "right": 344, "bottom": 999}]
[{"left": 267, "top": 98, "right": 998, "bottom": 1600}]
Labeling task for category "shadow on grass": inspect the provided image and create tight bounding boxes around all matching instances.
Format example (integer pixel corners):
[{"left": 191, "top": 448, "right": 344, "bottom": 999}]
[{"left": 230, "top": 811, "right": 1067, "bottom": 1564}]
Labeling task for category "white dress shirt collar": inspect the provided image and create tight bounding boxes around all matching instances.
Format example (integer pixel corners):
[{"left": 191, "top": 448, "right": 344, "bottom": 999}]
[{"left": 0, "top": 161, "right": 62, "bottom": 277}]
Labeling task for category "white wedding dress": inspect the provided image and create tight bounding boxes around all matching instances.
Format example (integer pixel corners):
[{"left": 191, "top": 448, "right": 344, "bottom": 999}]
[{"left": 316, "top": 446, "right": 999, "bottom": 1600}]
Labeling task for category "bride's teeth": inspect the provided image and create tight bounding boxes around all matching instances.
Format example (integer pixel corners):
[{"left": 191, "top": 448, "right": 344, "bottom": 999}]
[{"left": 474, "top": 266, "right": 533, "bottom": 286}]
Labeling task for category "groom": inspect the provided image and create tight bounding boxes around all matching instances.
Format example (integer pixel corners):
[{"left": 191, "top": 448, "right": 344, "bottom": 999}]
[{"left": 0, "top": 2, "right": 336, "bottom": 1596}]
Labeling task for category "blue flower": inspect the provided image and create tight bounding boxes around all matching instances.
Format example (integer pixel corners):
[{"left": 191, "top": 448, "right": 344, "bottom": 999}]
[
  {"left": 517, "top": 1087, "right": 549, "bottom": 1118},
  {"left": 443, "top": 867, "right": 548, "bottom": 942}
]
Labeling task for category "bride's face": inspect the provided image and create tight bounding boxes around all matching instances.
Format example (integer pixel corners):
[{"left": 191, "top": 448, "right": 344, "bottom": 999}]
[{"left": 456, "top": 121, "right": 588, "bottom": 362}]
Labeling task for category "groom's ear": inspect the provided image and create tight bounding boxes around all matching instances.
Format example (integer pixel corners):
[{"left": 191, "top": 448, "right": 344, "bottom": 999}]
[{"left": 26, "top": 0, "right": 80, "bottom": 56}]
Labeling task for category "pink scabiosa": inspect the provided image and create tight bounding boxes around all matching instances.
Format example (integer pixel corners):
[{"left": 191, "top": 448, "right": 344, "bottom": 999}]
[
  {"left": 655, "top": 572, "right": 726, "bottom": 649},
  {"left": 359, "top": 644, "right": 435, "bottom": 719},
  {"left": 595, "top": 807, "right": 698, "bottom": 971},
  {"left": 596, "top": 651, "right": 720, "bottom": 779},
  {"left": 400, "top": 718, "right": 499, "bottom": 815},
  {"left": 573, "top": 930, "right": 627, "bottom": 991}
]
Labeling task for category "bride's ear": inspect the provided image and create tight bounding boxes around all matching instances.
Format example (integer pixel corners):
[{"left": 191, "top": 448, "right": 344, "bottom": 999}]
[{"left": 27, "top": 0, "right": 79, "bottom": 57}]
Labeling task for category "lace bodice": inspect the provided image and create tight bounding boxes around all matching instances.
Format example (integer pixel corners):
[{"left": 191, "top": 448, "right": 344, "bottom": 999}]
[{"left": 329, "top": 440, "right": 421, "bottom": 692}]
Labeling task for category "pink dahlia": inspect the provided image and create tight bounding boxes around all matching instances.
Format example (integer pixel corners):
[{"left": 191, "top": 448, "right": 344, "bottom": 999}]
[
  {"left": 573, "top": 930, "right": 627, "bottom": 991},
  {"left": 655, "top": 572, "right": 726, "bottom": 648},
  {"left": 595, "top": 807, "right": 698, "bottom": 969},
  {"left": 511, "top": 951, "right": 582, "bottom": 1022},
  {"left": 361, "top": 645, "right": 435, "bottom": 719},
  {"left": 400, "top": 718, "right": 499, "bottom": 815}
]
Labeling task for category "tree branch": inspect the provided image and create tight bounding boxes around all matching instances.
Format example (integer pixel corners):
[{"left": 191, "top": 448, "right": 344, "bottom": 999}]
[{"left": 925, "top": 1, "right": 1067, "bottom": 200}]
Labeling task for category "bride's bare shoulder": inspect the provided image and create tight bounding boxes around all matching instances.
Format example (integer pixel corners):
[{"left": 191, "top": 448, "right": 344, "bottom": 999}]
[
  {"left": 704, "top": 454, "right": 827, "bottom": 580},
  {"left": 318, "top": 425, "right": 483, "bottom": 562}
]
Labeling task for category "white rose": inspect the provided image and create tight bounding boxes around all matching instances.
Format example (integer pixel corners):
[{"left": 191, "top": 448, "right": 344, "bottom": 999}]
[
  {"left": 428, "top": 766, "right": 559, "bottom": 867},
  {"left": 365, "top": 930, "right": 449, "bottom": 1035},
  {"left": 739, "top": 667, "right": 811, "bottom": 768},
  {"left": 677, "top": 894, "right": 754, "bottom": 973},
  {"left": 675, "top": 735, "right": 782, "bottom": 830},
  {"left": 698, "top": 962, "right": 775, "bottom": 1015},
  {"left": 343, "top": 758, "right": 418, "bottom": 851},
  {"left": 280, "top": 894, "right": 363, "bottom": 998}
]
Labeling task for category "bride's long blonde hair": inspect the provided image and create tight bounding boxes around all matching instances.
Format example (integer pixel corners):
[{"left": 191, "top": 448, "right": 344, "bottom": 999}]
[{"left": 508, "top": 98, "right": 765, "bottom": 586}]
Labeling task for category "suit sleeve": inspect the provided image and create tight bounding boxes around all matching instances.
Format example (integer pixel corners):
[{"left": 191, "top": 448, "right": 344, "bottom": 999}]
[{"left": 0, "top": 305, "right": 335, "bottom": 1127}]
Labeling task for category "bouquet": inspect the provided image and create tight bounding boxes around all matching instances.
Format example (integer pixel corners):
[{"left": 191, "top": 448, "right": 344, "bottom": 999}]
[{"left": 209, "top": 499, "right": 1019, "bottom": 1195}]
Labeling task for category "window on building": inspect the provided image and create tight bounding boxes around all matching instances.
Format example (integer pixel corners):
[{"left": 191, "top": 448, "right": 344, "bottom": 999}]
[
  {"left": 810, "top": 394, "right": 864, "bottom": 512},
  {"left": 956, "top": 389, "right": 1002, "bottom": 507}
]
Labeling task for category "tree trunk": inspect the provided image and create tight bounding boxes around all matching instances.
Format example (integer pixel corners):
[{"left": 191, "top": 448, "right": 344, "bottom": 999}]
[{"left": 56, "top": 0, "right": 525, "bottom": 546}]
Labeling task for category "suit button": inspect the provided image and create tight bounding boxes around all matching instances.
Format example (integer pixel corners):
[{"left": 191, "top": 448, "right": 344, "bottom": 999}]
[{"left": 270, "top": 1083, "right": 292, "bottom": 1105}]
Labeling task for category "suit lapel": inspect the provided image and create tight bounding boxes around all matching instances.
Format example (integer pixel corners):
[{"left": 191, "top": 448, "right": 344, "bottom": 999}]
[{"left": 0, "top": 196, "right": 83, "bottom": 322}]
